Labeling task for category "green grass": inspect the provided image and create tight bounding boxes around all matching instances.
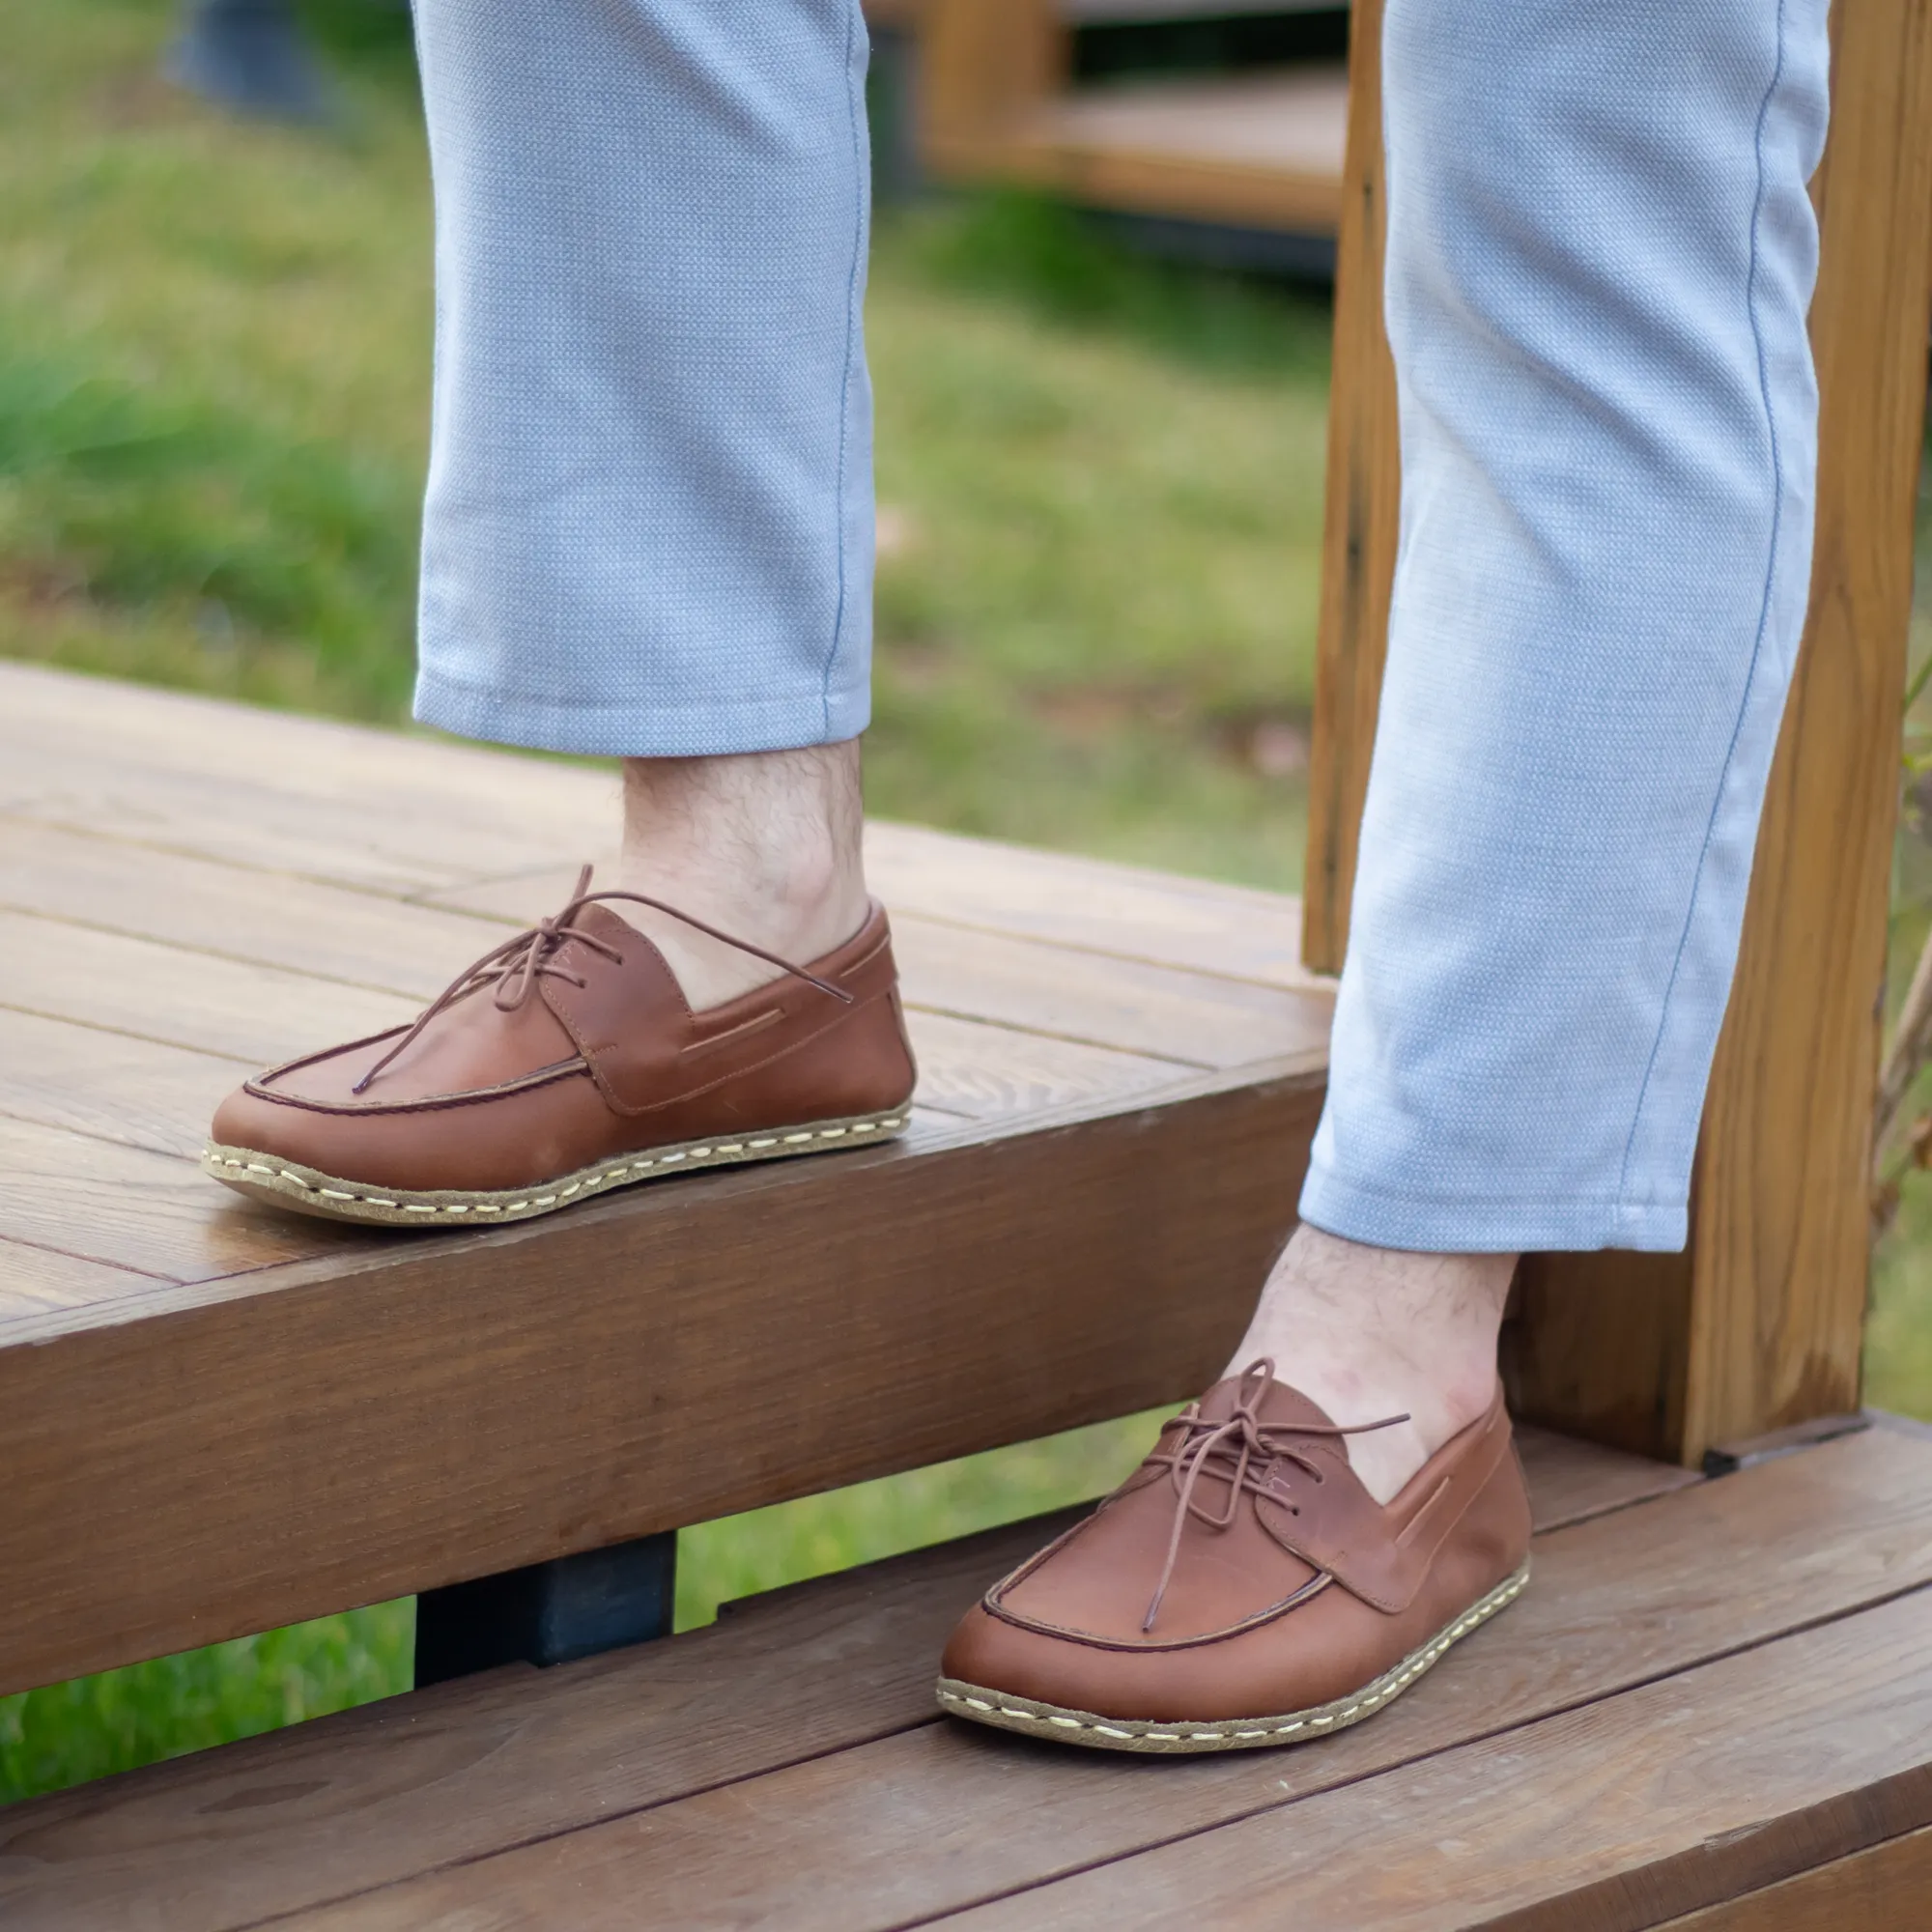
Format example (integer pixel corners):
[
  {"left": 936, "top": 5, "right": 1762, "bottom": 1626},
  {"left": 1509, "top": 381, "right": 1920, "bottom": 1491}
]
[
  {"left": 0, "top": 0, "right": 1327, "bottom": 891},
  {"left": 6, "top": 0, "right": 1932, "bottom": 1811}
]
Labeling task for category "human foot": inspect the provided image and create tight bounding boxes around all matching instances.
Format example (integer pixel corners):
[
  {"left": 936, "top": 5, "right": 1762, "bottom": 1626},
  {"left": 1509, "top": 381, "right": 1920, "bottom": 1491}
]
[
  {"left": 204, "top": 867, "right": 916, "bottom": 1227},
  {"left": 1226, "top": 1224, "right": 1519, "bottom": 1503},
  {"left": 938, "top": 1358, "right": 1531, "bottom": 1753}
]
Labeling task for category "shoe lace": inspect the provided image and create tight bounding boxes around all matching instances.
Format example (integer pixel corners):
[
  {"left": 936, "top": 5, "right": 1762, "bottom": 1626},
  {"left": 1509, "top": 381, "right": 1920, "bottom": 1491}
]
[
  {"left": 352, "top": 863, "right": 855, "bottom": 1096},
  {"left": 1140, "top": 1357, "right": 1407, "bottom": 1634}
]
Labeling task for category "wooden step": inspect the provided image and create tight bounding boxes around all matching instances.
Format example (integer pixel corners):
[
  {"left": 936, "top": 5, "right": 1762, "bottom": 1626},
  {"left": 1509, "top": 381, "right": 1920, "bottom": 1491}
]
[
  {"left": 933, "top": 67, "right": 1349, "bottom": 236},
  {"left": 5, "top": 1420, "right": 1930, "bottom": 1929},
  {"left": 0, "top": 662, "right": 1331, "bottom": 1697}
]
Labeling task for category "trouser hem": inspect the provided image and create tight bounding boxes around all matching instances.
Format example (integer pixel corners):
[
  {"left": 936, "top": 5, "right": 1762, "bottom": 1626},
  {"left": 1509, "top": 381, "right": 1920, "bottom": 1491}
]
[
  {"left": 1297, "top": 1166, "right": 1689, "bottom": 1255},
  {"left": 412, "top": 669, "right": 871, "bottom": 759}
]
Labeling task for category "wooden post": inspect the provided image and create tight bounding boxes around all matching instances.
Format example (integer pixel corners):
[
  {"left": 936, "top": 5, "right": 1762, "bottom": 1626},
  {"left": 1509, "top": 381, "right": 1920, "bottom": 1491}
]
[
  {"left": 918, "top": 0, "right": 1066, "bottom": 171},
  {"left": 1302, "top": 0, "right": 1401, "bottom": 977},
  {"left": 1303, "top": 0, "right": 1932, "bottom": 1463}
]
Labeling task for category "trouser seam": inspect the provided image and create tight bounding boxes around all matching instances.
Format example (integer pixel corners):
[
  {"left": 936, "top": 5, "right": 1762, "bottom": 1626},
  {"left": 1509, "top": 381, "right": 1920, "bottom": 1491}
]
[
  {"left": 821, "top": 0, "right": 868, "bottom": 739},
  {"left": 1612, "top": 0, "right": 1791, "bottom": 1216}
]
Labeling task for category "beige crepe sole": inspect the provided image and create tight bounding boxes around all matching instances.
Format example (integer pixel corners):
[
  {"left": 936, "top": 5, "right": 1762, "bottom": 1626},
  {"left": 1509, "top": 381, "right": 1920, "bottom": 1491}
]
[
  {"left": 202, "top": 1106, "right": 911, "bottom": 1229},
  {"left": 936, "top": 1559, "right": 1529, "bottom": 1755}
]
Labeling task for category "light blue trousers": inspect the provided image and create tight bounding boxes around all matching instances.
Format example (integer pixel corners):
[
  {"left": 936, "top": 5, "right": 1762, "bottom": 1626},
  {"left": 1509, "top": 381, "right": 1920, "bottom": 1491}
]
[{"left": 411, "top": 0, "right": 1831, "bottom": 1257}]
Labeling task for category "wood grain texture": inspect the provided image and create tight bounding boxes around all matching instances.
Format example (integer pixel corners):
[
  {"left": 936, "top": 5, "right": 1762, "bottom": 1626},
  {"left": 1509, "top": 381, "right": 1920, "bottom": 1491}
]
[
  {"left": 1507, "top": 1422, "right": 1702, "bottom": 1528},
  {"left": 0, "top": 660, "right": 613, "bottom": 853},
  {"left": 0, "top": 907, "right": 415, "bottom": 1065},
  {"left": 891, "top": 915, "right": 1328, "bottom": 1067},
  {"left": 869, "top": 823, "right": 1319, "bottom": 992},
  {"left": 1303, "top": 0, "right": 1932, "bottom": 1462},
  {"left": 0, "top": 1237, "right": 166, "bottom": 1318},
  {"left": 0, "top": 818, "right": 517, "bottom": 996},
  {"left": 941, "top": 1588, "right": 1932, "bottom": 1932},
  {"left": 0, "top": 1115, "right": 355, "bottom": 1289},
  {"left": 0, "top": 1008, "right": 247, "bottom": 1158},
  {"left": 1300, "top": 0, "right": 1398, "bottom": 972},
  {"left": 0, "top": 1068, "right": 1322, "bottom": 1696},
  {"left": 2, "top": 1428, "right": 1914, "bottom": 1932},
  {"left": 141, "top": 1429, "right": 1932, "bottom": 1932},
  {"left": 900, "top": 1009, "right": 1187, "bottom": 1119},
  {"left": 1650, "top": 1824, "right": 1932, "bottom": 1931},
  {"left": 1664, "top": 0, "right": 1932, "bottom": 1458},
  {"left": 0, "top": 946, "right": 1187, "bottom": 1153}
]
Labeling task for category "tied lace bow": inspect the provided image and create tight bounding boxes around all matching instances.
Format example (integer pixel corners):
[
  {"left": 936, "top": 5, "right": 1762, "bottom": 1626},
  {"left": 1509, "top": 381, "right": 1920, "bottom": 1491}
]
[
  {"left": 1140, "top": 1358, "right": 1406, "bottom": 1633},
  {"left": 352, "top": 864, "right": 853, "bottom": 1095}
]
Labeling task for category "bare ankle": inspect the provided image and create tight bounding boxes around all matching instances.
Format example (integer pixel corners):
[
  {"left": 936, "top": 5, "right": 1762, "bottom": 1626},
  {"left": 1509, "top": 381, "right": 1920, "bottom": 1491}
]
[
  {"left": 1229, "top": 1224, "right": 1518, "bottom": 1503},
  {"left": 612, "top": 739, "right": 868, "bottom": 1007}
]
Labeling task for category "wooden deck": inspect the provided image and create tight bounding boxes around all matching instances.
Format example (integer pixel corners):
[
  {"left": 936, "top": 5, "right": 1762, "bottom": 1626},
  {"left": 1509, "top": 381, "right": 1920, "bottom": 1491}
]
[
  {"left": 892, "top": 0, "right": 1350, "bottom": 240},
  {"left": 0, "top": 660, "right": 1332, "bottom": 1696},
  {"left": 8, "top": 1416, "right": 1932, "bottom": 1926},
  {"left": 7, "top": 664, "right": 1932, "bottom": 1926},
  {"left": 948, "top": 68, "right": 1348, "bottom": 237}
]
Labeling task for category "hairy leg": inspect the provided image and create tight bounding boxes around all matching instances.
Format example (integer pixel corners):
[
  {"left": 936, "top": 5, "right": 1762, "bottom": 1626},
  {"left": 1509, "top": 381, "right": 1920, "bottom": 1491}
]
[
  {"left": 1228, "top": 1228, "right": 1516, "bottom": 1503},
  {"left": 611, "top": 740, "right": 869, "bottom": 1009}
]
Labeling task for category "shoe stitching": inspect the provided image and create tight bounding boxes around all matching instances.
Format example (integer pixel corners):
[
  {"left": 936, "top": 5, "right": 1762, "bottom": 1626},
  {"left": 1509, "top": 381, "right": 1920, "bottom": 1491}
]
[
  {"left": 204, "top": 1115, "right": 910, "bottom": 1218},
  {"left": 937, "top": 1567, "right": 1527, "bottom": 1747},
  {"left": 246, "top": 1059, "right": 591, "bottom": 1118}
]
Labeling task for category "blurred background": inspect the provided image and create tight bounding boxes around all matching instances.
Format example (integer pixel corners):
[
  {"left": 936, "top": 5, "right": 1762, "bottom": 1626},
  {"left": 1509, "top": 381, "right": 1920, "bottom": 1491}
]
[{"left": 4, "top": 0, "right": 1931, "bottom": 1804}]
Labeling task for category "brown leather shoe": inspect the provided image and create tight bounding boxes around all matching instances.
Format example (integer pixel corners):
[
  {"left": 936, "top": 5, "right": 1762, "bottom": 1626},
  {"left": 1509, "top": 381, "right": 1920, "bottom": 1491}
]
[
  {"left": 204, "top": 868, "right": 917, "bottom": 1228},
  {"left": 937, "top": 1360, "right": 1530, "bottom": 1753}
]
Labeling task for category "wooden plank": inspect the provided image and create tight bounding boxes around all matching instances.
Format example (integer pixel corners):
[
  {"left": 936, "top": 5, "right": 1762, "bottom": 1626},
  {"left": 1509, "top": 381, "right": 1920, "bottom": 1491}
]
[
  {"left": 84, "top": 1429, "right": 1930, "bottom": 1932},
  {"left": 1299, "top": 0, "right": 1397, "bottom": 972},
  {"left": 9, "top": 814, "right": 1316, "bottom": 1003},
  {"left": 0, "top": 1067, "right": 1321, "bottom": 1696},
  {"left": 1509, "top": 1422, "right": 1702, "bottom": 1529},
  {"left": 902, "top": 1009, "right": 1188, "bottom": 1120},
  {"left": 1652, "top": 1824, "right": 1932, "bottom": 1931},
  {"left": 1302, "top": 1, "right": 1932, "bottom": 1463},
  {"left": 864, "top": 823, "right": 1321, "bottom": 992},
  {"left": 0, "top": 1116, "right": 361, "bottom": 1291},
  {"left": 0, "top": 1429, "right": 1914, "bottom": 1932},
  {"left": 0, "top": 1510, "right": 1079, "bottom": 1932},
  {"left": 0, "top": 755, "right": 573, "bottom": 902},
  {"left": 0, "top": 665, "right": 616, "bottom": 898},
  {"left": 887, "top": 918, "right": 1324, "bottom": 1069},
  {"left": 0, "top": 832, "right": 1208, "bottom": 1126},
  {"left": 0, "top": 926, "right": 1184, "bottom": 1142},
  {"left": 998, "top": 71, "right": 1346, "bottom": 235},
  {"left": 940, "top": 1590, "right": 1932, "bottom": 1932},
  {"left": 0, "top": 819, "right": 519, "bottom": 997},
  {"left": 0, "top": 907, "right": 416, "bottom": 1066},
  {"left": 0, "top": 1237, "right": 168, "bottom": 1319},
  {"left": 0, "top": 1008, "right": 249, "bottom": 1158},
  {"left": 0, "top": 661, "right": 612, "bottom": 845}
]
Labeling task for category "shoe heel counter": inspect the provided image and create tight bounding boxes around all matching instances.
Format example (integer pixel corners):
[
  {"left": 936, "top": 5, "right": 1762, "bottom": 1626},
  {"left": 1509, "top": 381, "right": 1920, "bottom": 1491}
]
[{"left": 842, "top": 917, "right": 917, "bottom": 1111}]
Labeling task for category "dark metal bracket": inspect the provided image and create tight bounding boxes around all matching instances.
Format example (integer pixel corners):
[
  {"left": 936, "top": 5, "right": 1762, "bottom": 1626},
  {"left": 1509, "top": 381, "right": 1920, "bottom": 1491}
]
[{"left": 414, "top": 1530, "right": 678, "bottom": 1688}]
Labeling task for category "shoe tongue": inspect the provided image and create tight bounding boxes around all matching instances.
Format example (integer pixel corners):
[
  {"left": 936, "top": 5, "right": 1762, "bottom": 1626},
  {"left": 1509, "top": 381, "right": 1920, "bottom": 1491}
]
[{"left": 1192, "top": 1367, "right": 1339, "bottom": 1435}]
